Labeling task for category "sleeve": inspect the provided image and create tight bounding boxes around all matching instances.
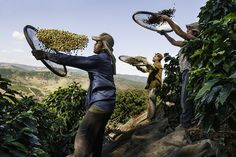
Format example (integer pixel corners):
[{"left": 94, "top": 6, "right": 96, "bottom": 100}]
[
  {"left": 153, "top": 62, "right": 162, "bottom": 71},
  {"left": 45, "top": 52, "right": 103, "bottom": 71}
]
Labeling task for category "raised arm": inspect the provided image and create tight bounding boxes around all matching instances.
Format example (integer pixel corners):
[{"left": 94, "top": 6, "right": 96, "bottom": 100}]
[
  {"left": 160, "top": 15, "right": 196, "bottom": 41},
  {"left": 136, "top": 66, "right": 148, "bottom": 73},
  {"left": 136, "top": 62, "right": 154, "bottom": 73},
  {"left": 161, "top": 32, "right": 184, "bottom": 47}
]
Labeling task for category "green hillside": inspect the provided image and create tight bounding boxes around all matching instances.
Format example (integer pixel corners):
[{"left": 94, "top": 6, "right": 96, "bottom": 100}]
[{"left": 0, "top": 63, "right": 147, "bottom": 99}]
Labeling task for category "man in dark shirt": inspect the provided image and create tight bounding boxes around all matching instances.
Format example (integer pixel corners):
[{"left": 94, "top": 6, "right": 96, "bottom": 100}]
[
  {"left": 160, "top": 15, "right": 200, "bottom": 129},
  {"left": 32, "top": 33, "right": 116, "bottom": 157}
]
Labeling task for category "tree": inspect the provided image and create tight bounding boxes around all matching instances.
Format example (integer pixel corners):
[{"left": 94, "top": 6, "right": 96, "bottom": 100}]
[{"left": 182, "top": 0, "right": 236, "bottom": 131}]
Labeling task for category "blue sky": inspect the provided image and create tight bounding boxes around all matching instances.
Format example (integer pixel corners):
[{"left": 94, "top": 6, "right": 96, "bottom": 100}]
[{"left": 0, "top": 0, "right": 207, "bottom": 76}]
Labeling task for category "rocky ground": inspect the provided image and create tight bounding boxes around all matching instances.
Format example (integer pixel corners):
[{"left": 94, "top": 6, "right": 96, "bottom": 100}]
[{"left": 102, "top": 110, "right": 236, "bottom": 157}]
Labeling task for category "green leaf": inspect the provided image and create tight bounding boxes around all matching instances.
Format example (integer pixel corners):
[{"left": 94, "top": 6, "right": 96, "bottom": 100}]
[
  {"left": 25, "top": 133, "right": 41, "bottom": 146},
  {"left": 211, "top": 57, "right": 225, "bottom": 66},
  {"left": 212, "top": 19, "right": 221, "bottom": 25},
  {"left": 206, "top": 86, "right": 222, "bottom": 104},
  {"left": 229, "top": 72, "right": 236, "bottom": 78},
  {"left": 195, "top": 79, "right": 220, "bottom": 100},
  {"left": 212, "top": 50, "right": 225, "bottom": 57},
  {"left": 2, "top": 135, "right": 15, "bottom": 143},
  {"left": 11, "top": 141, "right": 28, "bottom": 153},
  {"left": 219, "top": 85, "right": 233, "bottom": 105},
  {"left": 31, "top": 147, "right": 48, "bottom": 156},
  {"left": 224, "top": 12, "right": 236, "bottom": 21},
  {"left": 20, "top": 127, "right": 33, "bottom": 133},
  {"left": 223, "top": 62, "right": 235, "bottom": 73},
  {"left": 191, "top": 49, "right": 203, "bottom": 58}
]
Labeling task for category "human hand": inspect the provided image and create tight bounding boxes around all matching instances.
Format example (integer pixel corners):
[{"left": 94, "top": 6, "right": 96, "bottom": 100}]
[
  {"left": 160, "top": 15, "right": 170, "bottom": 22},
  {"left": 136, "top": 66, "right": 146, "bottom": 73},
  {"left": 157, "top": 30, "right": 166, "bottom": 35},
  {"left": 31, "top": 50, "right": 48, "bottom": 60}
]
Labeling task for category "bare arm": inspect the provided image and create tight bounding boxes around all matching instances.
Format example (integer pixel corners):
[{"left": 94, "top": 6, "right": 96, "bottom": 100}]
[
  {"left": 162, "top": 33, "right": 184, "bottom": 47},
  {"left": 136, "top": 66, "right": 148, "bottom": 73},
  {"left": 136, "top": 62, "right": 154, "bottom": 73},
  {"left": 160, "top": 15, "right": 196, "bottom": 41}
]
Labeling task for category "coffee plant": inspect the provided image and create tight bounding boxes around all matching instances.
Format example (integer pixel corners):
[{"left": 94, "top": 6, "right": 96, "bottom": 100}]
[
  {"left": 182, "top": 0, "right": 236, "bottom": 131},
  {"left": 110, "top": 89, "right": 147, "bottom": 125},
  {"left": 160, "top": 53, "right": 182, "bottom": 127},
  {"left": 0, "top": 75, "right": 48, "bottom": 157},
  {"left": 42, "top": 82, "right": 87, "bottom": 156}
]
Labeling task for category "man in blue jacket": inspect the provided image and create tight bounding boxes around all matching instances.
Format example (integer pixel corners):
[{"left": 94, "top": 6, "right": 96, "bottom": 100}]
[{"left": 32, "top": 32, "right": 116, "bottom": 157}]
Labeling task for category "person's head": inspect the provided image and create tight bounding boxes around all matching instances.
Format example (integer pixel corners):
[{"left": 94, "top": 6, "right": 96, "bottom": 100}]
[
  {"left": 153, "top": 53, "right": 163, "bottom": 62},
  {"left": 186, "top": 22, "right": 200, "bottom": 37},
  {"left": 92, "top": 33, "right": 116, "bottom": 74},
  {"left": 92, "top": 33, "right": 114, "bottom": 54}
]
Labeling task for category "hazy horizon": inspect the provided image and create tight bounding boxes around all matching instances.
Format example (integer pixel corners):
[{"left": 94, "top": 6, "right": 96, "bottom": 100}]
[{"left": 0, "top": 0, "right": 207, "bottom": 76}]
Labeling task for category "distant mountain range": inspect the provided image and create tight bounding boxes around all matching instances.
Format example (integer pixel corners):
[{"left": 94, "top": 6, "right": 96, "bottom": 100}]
[{"left": 0, "top": 62, "right": 147, "bottom": 99}]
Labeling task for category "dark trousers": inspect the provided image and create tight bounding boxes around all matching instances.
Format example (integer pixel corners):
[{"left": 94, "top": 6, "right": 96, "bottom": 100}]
[
  {"left": 180, "top": 70, "right": 194, "bottom": 128},
  {"left": 74, "top": 111, "right": 112, "bottom": 157}
]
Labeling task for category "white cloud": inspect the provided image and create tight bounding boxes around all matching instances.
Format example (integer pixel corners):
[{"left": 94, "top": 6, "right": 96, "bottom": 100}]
[
  {"left": 12, "top": 31, "right": 25, "bottom": 40},
  {"left": 0, "top": 48, "right": 36, "bottom": 65}
]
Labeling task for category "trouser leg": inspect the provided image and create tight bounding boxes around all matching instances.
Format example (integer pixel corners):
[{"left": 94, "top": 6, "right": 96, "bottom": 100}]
[
  {"left": 91, "top": 113, "right": 111, "bottom": 157},
  {"left": 74, "top": 111, "right": 112, "bottom": 157},
  {"left": 74, "top": 111, "right": 93, "bottom": 157},
  {"left": 147, "top": 88, "right": 157, "bottom": 120},
  {"left": 180, "top": 70, "right": 194, "bottom": 128}
]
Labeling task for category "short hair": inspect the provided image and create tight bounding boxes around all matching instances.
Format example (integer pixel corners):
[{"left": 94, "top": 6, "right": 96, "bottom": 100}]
[{"left": 155, "top": 53, "right": 163, "bottom": 61}]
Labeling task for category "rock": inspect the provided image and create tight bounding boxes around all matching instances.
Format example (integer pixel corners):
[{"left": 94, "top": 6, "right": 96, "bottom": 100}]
[
  {"left": 122, "top": 129, "right": 188, "bottom": 157},
  {"left": 166, "top": 139, "right": 217, "bottom": 157},
  {"left": 103, "top": 118, "right": 173, "bottom": 157}
]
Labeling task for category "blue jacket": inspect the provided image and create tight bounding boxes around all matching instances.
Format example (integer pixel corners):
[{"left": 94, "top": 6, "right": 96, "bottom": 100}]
[{"left": 46, "top": 51, "right": 116, "bottom": 111}]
